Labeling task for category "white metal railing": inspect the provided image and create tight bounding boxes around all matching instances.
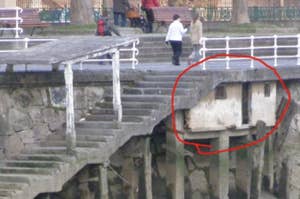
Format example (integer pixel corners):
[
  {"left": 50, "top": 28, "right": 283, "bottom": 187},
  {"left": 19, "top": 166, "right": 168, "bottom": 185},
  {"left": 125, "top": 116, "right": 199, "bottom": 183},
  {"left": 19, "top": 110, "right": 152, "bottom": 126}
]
[
  {"left": 0, "top": 7, "right": 23, "bottom": 38},
  {"left": 200, "top": 34, "right": 300, "bottom": 70},
  {"left": 81, "top": 39, "right": 139, "bottom": 70},
  {"left": 0, "top": 37, "right": 57, "bottom": 52}
]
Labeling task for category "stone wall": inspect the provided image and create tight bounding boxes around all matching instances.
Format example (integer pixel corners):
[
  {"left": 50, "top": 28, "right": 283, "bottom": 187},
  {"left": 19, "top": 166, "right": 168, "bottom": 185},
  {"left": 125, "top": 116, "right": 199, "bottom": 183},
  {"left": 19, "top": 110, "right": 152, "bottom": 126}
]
[{"left": 0, "top": 86, "right": 104, "bottom": 159}]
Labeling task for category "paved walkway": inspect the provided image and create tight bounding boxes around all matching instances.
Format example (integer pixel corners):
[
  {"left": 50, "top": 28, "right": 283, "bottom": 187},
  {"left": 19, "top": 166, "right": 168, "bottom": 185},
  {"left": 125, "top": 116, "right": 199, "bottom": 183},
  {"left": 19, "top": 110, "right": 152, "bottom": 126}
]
[{"left": 0, "top": 58, "right": 298, "bottom": 73}]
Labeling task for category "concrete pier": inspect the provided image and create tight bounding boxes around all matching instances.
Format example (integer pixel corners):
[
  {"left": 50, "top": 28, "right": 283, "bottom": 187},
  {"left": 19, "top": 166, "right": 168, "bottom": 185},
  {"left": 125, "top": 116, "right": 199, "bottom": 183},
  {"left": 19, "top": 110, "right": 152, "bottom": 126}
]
[
  {"left": 209, "top": 132, "right": 230, "bottom": 199},
  {"left": 166, "top": 111, "right": 185, "bottom": 199},
  {"left": 235, "top": 136, "right": 252, "bottom": 199}
]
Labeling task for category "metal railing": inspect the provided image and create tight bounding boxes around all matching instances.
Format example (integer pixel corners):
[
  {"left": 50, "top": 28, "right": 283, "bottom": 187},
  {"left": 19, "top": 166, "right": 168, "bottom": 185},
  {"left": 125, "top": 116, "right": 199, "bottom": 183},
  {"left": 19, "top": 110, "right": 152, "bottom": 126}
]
[
  {"left": 200, "top": 34, "right": 300, "bottom": 70},
  {"left": 0, "top": 7, "right": 23, "bottom": 38},
  {"left": 81, "top": 39, "right": 139, "bottom": 70},
  {"left": 0, "top": 37, "right": 56, "bottom": 53}
]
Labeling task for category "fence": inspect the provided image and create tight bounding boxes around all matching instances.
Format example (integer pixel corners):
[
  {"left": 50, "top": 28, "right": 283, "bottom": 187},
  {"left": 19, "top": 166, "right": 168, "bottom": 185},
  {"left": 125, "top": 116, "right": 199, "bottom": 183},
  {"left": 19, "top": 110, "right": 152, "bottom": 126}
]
[
  {"left": 200, "top": 34, "right": 300, "bottom": 70},
  {"left": 0, "top": 7, "right": 23, "bottom": 38},
  {"left": 198, "top": 7, "right": 300, "bottom": 22}
]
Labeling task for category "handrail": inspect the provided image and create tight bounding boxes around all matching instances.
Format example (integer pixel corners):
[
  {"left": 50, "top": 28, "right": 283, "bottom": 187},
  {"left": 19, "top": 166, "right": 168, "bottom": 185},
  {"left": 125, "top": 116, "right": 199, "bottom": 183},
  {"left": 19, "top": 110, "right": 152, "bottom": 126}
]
[
  {"left": 0, "top": 7, "right": 23, "bottom": 38},
  {"left": 0, "top": 38, "right": 56, "bottom": 52},
  {"left": 200, "top": 34, "right": 300, "bottom": 70}
]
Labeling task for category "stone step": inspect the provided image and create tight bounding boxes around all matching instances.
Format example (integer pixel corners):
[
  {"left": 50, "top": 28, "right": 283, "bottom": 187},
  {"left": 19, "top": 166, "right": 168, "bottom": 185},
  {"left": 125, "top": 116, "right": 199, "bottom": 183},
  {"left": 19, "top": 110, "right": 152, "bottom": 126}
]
[
  {"left": 135, "top": 81, "right": 197, "bottom": 88},
  {"left": 0, "top": 182, "right": 27, "bottom": 190},
  {"left": 95, "top": 101, "right": 161, "bottom": 110},
  {"left": 76, "top": 128, "right": 120, "bottom": 136},
  {"left": 75, "top": 120, "right": 143, "bottom": 129},
  {"left": 0, "top": 167, "right": 53, "bottom": 175},
  {"left": 84, "top": 115, "right": 145, "bottom": 122},
  {"left": 0, "top": 189, "right": 19, "bottom": 197},
  {"left": 0, "top": 174, "right": 32, "bottom": 184},
  {"left": 142, "top": 75, "right": 205, "bottom": 82},
  {"left": 40, "top": 140, "right": 106, "bottom": 148},
  {"left": 47, "top": 132, "right": 114, "bottom": 142},
  {"left": 104, "top": 95, "right": 169, "bottom": 103},
  {"left": 0, "top": 160, "right": 62, "bottom": 169},
  {"left": 89, "top": 108, "right": 155, "bottom": 116},
  {"left": 122, "top": 87, "right": 189, "bottom": 95},
  {"left": 139, "top": 57, "right": 189, "bottom": 63},
  {"left": 75, "top": 121, "right": 120, "bottom": 129},
  {"left": 17, "top": 154, "right": 67, "bottom": 162},
  {"left": 22, "top": 147, "right": 68, "bottom": 155}
]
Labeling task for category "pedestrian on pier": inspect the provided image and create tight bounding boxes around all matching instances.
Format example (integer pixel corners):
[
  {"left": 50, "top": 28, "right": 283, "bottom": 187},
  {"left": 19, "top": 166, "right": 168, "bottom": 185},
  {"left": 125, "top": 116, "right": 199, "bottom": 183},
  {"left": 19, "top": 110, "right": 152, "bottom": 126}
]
[
  {"left": 113, "top": 0, "right": 130, "bottom": 27},
  {"left": 141, "top": 0, "right": 160, "bottom": 33},
  {"left": 188, "top": 13, "right": 203, "bottom": 64},
  {"left": 165, "top": 14, "right": 188, "bottom": 66}
]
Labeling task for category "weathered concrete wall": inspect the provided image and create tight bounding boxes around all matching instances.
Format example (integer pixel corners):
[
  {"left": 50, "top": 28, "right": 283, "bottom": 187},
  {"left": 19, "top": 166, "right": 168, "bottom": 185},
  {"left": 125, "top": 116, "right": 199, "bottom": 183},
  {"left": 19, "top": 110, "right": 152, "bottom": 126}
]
[
  {"left": 186, "top": 83, "right": 242, "bottom": 131},
  {"left": 0, "top": 86, "right": 104, "bottom": 158},
  {"left": 250, "top": 82, "right": 276, "bottom": 127}
]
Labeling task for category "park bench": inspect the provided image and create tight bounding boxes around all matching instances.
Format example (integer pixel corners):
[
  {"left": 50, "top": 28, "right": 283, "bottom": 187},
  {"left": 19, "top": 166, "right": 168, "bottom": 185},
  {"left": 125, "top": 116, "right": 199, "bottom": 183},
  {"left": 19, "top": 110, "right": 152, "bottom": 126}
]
[
  {"left": 0, "top": 8, "right": 50, "bottom": 36},
  {"left": 152, "top": 7, "right": 192, "bottom": 32}
]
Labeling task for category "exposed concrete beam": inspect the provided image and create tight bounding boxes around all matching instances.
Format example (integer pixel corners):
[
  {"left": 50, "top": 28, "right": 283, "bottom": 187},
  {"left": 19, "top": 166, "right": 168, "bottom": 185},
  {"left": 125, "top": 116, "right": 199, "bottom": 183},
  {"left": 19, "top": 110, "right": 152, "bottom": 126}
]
[{"left": 209, "top": 132, "right": 229, "bottom": 199}]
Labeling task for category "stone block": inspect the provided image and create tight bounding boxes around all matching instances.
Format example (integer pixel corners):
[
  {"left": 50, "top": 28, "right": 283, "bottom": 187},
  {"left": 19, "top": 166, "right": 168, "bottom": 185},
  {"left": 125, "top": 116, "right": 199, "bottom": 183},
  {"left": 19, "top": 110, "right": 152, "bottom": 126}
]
[
  {"left": 4, "top": 133, "right": 24, "bottom": 157},
  {"left": 8, "top": 108, "right": 33, "bottom": 132},
  {"left": 189, "top": 169, "right": 209, "bottom": 195},
  {"left": 0, "top": 114, "right": 9, "bottom": 136},
  {"left": 42, "top": 108, "right": 65, "bottom": 132},
  {"left": 11, "top": 89, "right": 32, "bottom": 108}
]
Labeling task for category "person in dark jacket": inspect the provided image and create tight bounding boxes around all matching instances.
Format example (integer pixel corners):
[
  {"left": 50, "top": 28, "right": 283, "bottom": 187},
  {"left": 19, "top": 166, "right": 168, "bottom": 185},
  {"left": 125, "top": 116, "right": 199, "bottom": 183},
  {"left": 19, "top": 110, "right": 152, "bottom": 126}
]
[
  {"left": 142, "top": 0, "right": 160, "bottom": 32},
  {"left": 113, "top": 0, "right": 130, "bottom": 27}
]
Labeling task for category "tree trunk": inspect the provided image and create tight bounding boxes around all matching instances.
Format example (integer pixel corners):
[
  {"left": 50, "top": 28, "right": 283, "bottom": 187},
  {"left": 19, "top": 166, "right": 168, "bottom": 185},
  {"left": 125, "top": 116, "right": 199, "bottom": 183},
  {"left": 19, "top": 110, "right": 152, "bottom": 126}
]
[
  {"left": 71, "top": 0, "right": 94, "bottom": 25},
  {"left": 231, "top": 0, "right": 250, "bottom": 24}
]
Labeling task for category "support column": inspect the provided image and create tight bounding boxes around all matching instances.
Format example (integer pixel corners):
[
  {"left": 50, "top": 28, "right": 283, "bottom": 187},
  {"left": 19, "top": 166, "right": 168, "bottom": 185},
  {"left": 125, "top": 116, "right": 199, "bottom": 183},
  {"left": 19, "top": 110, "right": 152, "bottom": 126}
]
[
  {"left": 250, "top": 121, "right": 266, "bottom": 199},
  {"left": 99, "top": 162, "right": 109, "bottom": 199},
  {"left": 112, "top": 50, "right": 122, "bottom": 122},
  {"left": 64, "top": 63, "right": 76, "bottom": 155},
  {"left": 144, "top": 137, "right": 153, "bottom": 199},
  {"left": 166, "top": 111, "right": 185, "bottom": 199},
  {"left": 122, "top": 158, "right": 139, "bottom": 199},
  {"left": 235, "top": 136, "right": 252, "bottom": 199},
  {"left": 209, "top": 132, "right": 229, "bottom": 199},
  {"left": 263, "top": 135, "right": 274, "bottom": 192}
]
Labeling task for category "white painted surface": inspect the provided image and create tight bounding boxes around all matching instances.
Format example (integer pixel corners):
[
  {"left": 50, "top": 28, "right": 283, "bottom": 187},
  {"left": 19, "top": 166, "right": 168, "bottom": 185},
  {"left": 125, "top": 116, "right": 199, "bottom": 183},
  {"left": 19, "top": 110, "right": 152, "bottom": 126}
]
[
  {"left": 186, "top": 84, "right": 242, "bottom": 132},
  {"left": 250, "top": 82, "right": 276, "bottom": 126}
]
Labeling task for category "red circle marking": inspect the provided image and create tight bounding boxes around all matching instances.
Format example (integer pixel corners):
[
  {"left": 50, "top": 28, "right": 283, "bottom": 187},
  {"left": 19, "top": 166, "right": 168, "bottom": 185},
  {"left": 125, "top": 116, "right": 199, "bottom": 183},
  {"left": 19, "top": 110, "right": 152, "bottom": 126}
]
[{"left": 171, "top": 53, "right": 291, "bottom": 155}]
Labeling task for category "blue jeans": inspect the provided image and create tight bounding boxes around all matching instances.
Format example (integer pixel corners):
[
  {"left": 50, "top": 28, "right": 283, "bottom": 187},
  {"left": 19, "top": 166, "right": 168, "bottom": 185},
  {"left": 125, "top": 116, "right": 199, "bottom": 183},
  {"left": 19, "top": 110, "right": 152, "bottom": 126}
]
[{"left": 114, "top": 12, "right": 127, "bottom": 27}]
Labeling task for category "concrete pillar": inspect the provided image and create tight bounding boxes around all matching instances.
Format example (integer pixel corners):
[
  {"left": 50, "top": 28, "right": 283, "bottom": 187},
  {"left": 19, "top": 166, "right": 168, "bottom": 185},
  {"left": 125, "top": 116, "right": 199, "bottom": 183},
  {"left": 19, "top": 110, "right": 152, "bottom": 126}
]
[
  {"left": 166, "top": 111, "right": 185, "bottom": 199},
  {"left": 209, "top": 132, "right": 229, "bottom": 199},
  {"left": 122, "top": 158, "right": 139, "bottom": 199},
  {"left": 98, "top": 163, "right": 109, "bottom": 199},
  {"left": 250, "top": 121, "right": 266, "bottom": 199},
  {"left": 78, "top": 168, "right": 94, "bottom": 199},
  {"left": 263, "top": 135, "right": 274, "bottom": 192},
  {"left": 144, "top": 137, "right": 153, "bottom": 199},
  {"left": 235, "top": 136, "right": 252, "bottom": 199}
]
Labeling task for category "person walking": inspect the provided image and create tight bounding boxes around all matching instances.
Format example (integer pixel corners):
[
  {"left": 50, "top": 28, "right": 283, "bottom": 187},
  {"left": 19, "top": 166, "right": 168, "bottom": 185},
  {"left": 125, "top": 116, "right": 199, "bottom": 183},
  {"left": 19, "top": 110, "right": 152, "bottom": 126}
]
[
  {"left": 165, "top": 14, "right": 188, "bottom": 66},
  {"left": 142, "top": 0, "right": 160, "bottom": 33},
  {"left": 113, "top": 0, "right": 130, "bottom": 27},
  {"left": 188, "top": 13, "right": 203, "bottom": 64}
]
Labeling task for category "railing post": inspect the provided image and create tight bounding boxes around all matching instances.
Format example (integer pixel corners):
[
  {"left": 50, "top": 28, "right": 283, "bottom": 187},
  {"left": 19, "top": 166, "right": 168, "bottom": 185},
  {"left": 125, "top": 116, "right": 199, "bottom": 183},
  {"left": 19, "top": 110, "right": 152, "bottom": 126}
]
[
  {"left": 297, "top": 34, "right": 300, "bottom": 66},
  {"left": 132, "top": 40, "right": 137, "bottom": 69},
  {"left": 15, "top": 8, "right": 20, "bottom": 38},
  {"left": 250, "top": 35, "right": 254, "bottom": 68},
  {"left": 64, "top": 63, "right": 76, "bottom": 155},
  {"left": 24, "top": 37, "right": 29, "bottom": 49},
  {"left": 202, "top": 37, "right": 206, "bottom": 70},
  {"left": 274, "top": 35, "right": 278, "bottom": 67},
  {"left": 112, "top": 49, "right": 122, "bottom": 122},
  {"left": 226, "top": 36, "right": 230, "bottom": 69}
]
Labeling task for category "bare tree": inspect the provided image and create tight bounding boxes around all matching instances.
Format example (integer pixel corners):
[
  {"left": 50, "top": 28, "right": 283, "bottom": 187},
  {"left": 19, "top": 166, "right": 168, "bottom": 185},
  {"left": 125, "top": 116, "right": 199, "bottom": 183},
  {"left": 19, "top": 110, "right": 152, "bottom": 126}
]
[
  {"left": 231, "top": 0, "right": 250, "bottom": 24},
  {"left": 70, "top": 0, "right": 94, "bottom": 25}
]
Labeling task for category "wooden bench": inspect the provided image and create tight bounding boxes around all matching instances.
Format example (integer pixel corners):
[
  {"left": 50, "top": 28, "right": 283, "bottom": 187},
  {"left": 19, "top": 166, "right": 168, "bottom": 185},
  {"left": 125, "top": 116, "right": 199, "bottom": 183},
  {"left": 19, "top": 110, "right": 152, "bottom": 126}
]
[
  {"left": 0, "top": 8, "right": 50, "bottom": 36},
  {"left": 152, "top": 7, "right": 192, "bottom": 32}
]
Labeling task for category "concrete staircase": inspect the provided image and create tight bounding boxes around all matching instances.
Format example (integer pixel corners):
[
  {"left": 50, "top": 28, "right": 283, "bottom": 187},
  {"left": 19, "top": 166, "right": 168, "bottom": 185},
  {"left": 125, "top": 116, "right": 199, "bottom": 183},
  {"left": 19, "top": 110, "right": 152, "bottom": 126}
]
[
  {"left": 135, "top": 35, "right": 193, "bottom": 63},
  {"left": 0, "top": 71, "right": 213, "bottom": 199}
]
